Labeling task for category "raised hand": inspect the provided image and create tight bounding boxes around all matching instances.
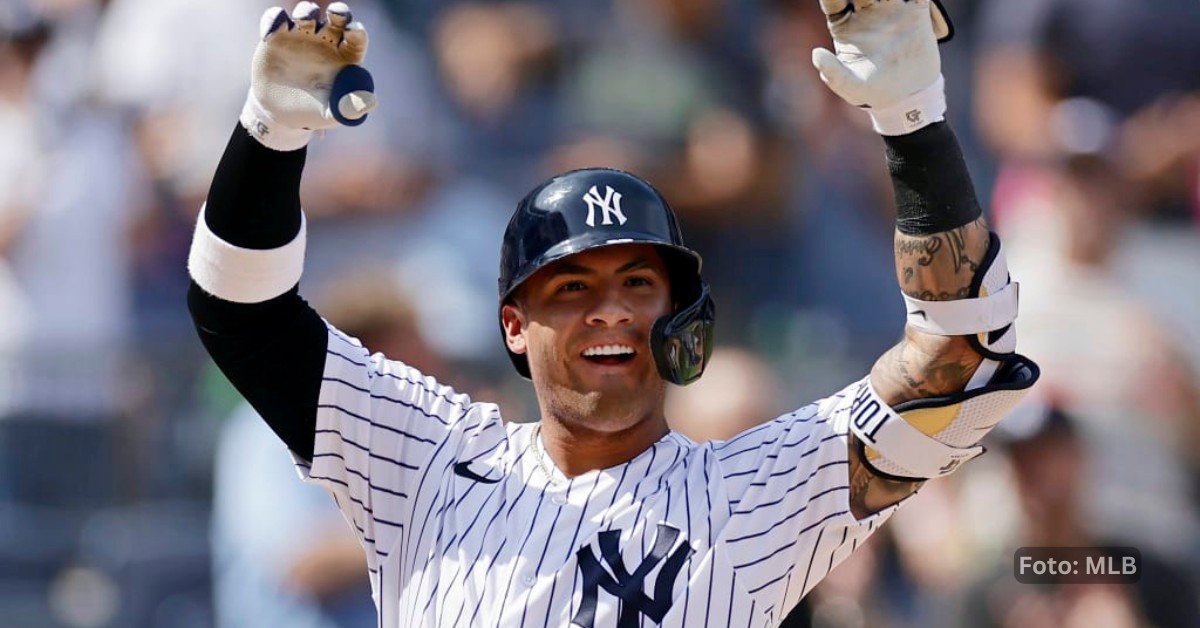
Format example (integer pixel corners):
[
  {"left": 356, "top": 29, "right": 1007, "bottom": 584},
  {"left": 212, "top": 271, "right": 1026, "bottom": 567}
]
[
  {"left": 811, "top": 0, "right": 950, "bottom": 135},
  {"left": 243, "top": 2, "right": 377, "bottom": 151}
]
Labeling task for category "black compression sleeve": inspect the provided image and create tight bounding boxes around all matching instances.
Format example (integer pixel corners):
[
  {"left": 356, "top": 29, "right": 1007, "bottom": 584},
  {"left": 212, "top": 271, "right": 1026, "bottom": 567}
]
[
  {"left": 189, "top": 122, "right": 323, "bottom": 461},
  {"left": 189, "top": 283, "right": 326, "bottom": 461},
  {"left": 205, "top": 122, "right": 306, "bottom": 248},
  {"left": 883, "top": 121, "right": 982, "bottom": 235}
]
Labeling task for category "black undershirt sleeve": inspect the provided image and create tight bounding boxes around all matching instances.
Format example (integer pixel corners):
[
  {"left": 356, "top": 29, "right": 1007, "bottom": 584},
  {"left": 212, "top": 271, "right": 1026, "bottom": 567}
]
[
  {"left": 205, "top": 123, "right": 305, "bottom": 247},
  {"left": 187, "top": 123, "right": 326, "bottom": 462},
  {"left": 883, "top": 121, "right": 983, "bottom": 236}
]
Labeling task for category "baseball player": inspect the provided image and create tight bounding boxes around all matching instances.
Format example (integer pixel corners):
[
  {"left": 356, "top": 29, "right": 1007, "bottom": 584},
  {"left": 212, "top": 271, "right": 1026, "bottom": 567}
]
[{"left": 187, "top": 1, "right": 1039, "bottom": 626}]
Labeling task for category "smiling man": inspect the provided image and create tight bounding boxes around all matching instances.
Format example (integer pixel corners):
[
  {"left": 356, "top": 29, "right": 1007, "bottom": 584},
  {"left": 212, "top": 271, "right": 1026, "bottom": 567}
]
[
  {"left": 187, "top": 2, "right": 1038, "bottom": 627},
  {"left": 496, "top": 173, "right": 717, "bottom": 478}
]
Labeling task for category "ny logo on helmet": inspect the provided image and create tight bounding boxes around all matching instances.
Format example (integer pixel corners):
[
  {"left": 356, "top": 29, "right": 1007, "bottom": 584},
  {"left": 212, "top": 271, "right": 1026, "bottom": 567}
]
[{"left": 583, "top": 185, "right": 628, "bottom": 227}]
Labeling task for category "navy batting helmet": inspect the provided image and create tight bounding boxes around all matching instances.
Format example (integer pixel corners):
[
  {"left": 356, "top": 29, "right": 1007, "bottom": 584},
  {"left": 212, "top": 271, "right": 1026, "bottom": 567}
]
[{"left": 498, "top": 168, "right": 715, "bottom": 385}]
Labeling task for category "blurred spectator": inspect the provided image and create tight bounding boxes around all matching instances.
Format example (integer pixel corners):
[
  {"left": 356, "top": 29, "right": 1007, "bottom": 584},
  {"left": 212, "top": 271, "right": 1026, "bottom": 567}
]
[
  {"left": 298, "top": 0, "right": 444, "bottom": 279},
  {"left": 91, "top": 0, "right": 272, "bottom": 202},
  {"left": 298, "top": 2, "right": 515, "bottom": 366},
  {"left": 975, "top": 0, "right": 1200, "bottom": 589},
  {"left": 4, "top": 0, "right": 144, "bottom": 417},
  {"left": 999, "top": 153, "right": 1200, "bottom": 559},
  {"left": 961, "top": 404, "right": 1200, "bottom": 628},
  {"left": 975, "top": 0, "right": 1200, "bottom": 224},
  {"left": 558, "top": 0, "right": 762, "bottom": 155},
  {"left": 0, "top": 0, "right": 148, "bottom": 507},
  {"left": 552, "top": 0, "right": 789, "bottom": 346},
  {"left": 756, "top": 0, "right": 902, "bottom": 369},
  {"left": 91, "top": 0, "right": 274, "bottom": 336},
  {"left": 213, "top": 270, "right": 444, "bottom": 628},
  {"left": 213, "top": 405, "right": 376, "bottom": 628},
  {"left": 431, "top": 1, "right": 563, "bottom": 194},
  {"left": 88, "top": 0, "right": 270, "bottom": 371},
  {"left": 0, "top": 8, "right": 45, "bottom": 409},
  {"left": 382, "top": 175, "right": 513, "bottom": 364}
]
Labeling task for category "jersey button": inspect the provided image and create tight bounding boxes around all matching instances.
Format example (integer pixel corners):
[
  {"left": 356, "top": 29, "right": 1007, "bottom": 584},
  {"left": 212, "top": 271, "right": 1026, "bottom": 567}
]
[
  {"left": 522, "top": 575, "right": 536, "bottom": 586},
  {"left": 552, "top": 496, "right": 566, "bottom": 506}
]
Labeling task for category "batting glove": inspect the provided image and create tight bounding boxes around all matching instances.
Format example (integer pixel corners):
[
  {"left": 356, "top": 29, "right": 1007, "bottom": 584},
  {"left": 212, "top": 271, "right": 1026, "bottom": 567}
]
[
  {"left": 242, "top": 2, "right": 377, "bottom": 151},
  {"left": 812, "top": 0, "right": 950, "bottom": 136}
]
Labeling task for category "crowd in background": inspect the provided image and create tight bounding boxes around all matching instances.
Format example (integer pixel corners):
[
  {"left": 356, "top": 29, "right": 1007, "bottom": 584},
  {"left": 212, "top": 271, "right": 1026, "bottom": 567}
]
[{"left": 1, "top": 0, "right": 1199, "bottom": 626}]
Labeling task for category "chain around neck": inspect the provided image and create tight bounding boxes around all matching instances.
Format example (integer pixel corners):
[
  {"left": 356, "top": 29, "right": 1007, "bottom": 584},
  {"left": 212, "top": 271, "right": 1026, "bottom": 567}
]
[{"left": 531, "top": 424, "right": 564, "bottom": 487}]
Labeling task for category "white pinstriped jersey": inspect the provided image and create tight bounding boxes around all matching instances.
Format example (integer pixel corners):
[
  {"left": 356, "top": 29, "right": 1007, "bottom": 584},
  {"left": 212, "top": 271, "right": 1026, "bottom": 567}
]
[{"left": 294, "top": 322, "right": 903, "bottom": 627}]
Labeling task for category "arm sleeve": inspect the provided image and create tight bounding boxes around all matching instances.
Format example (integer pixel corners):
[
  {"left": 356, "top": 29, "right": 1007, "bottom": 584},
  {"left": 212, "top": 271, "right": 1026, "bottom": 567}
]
[
  {"left": 188, "top": 123, "right": 486, "bottom": 568},
  {"left": 710, "top": 379, "right": 904, "bottom": 618},
  {"left": 188, "top": 123, "right": 324, "bottom": 461},
  {"left": 884, "top": 121, "right": 982, "bottom": 235},
  {"left": 203, "top": 124, "right": 304, "bottom": 248},
  {"left": 188, "top": 283, "right": 327, "bottom": 461}
]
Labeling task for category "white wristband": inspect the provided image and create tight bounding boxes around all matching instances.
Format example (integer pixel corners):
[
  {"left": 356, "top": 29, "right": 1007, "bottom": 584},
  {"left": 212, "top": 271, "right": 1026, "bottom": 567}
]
[
  {"left": 867, "top": 75, "right": 946, "bottom": 136},
  {"left": 240, "top": 92, "right": 314, "bottom": 152},
  {"left": 188, "top": 204, "right": 307, "bottom": 303}
]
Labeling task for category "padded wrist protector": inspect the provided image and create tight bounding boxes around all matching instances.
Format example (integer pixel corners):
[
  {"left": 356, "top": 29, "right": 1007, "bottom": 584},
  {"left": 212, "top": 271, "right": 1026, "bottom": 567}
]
[{"left": 839, "top": 354, "right": 1039, "bottom": 480}]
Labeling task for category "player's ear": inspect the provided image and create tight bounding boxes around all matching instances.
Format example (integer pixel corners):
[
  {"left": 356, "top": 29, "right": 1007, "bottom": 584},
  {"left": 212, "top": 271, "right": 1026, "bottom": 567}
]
[{"left": 501, "top": 302, "right": 528, "bottom": 355}]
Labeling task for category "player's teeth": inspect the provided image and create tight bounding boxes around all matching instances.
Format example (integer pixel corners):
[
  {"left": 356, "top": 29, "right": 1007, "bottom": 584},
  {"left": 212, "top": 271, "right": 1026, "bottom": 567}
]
[{"left": 584, "top": 345, "right": 634, "bottom": 356}]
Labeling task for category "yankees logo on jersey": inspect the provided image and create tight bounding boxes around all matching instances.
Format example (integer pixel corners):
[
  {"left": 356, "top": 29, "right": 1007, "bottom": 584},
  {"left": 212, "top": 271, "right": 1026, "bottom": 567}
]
[
  {"left": 292, "top": 324, "right": 901, "bottom": 627},
  {"left": 573, "top": 524, "right": 695, "bottom": 628}
]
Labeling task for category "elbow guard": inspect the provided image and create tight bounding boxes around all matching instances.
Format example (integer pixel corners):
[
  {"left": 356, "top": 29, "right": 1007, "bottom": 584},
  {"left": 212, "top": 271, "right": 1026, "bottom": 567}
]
[
  {"left": 902, "top": 232, "right": 1017, "bottom": 356},
  {"left": 844, "top": 232, "right": 1040, "bottom": 480}
]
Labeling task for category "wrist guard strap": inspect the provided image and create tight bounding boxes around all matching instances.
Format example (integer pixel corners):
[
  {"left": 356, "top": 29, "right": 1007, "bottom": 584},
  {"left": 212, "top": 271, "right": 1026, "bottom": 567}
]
[{"left": 840, "top": 354, "right": 1040, "bottom": 480}]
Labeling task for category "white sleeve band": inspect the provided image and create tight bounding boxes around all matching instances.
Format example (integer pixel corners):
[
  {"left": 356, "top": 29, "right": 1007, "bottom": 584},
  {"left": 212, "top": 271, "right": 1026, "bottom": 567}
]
[
  {"left": 902, "top": 282, "right": 1019, "bottom": 335},
  {"left": 187, "top": 204, "right": 307, "bottom": 303},
  {"left": 846, "top": 378, "right": 984, "bottom": 479},
  {"left": 868, "top": 74, "right": 947, "bottom": 136},
  {"left": 240, "top": 92, "right": 313, "bottom": 152}
]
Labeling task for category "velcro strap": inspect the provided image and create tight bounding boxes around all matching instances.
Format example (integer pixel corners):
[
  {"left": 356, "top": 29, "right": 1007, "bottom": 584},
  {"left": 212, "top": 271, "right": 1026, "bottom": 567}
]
[
  {"left": 847, "top": 379, "right": 983, "bottom": 479},
  {"left": 902, "top": 281, "right": 1018, "bottom": 335}
]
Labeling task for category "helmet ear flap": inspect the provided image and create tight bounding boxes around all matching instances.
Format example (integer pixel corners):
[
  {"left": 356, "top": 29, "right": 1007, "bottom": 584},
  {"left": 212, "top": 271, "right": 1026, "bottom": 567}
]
[{"left": 650, "top": 283, "right": 715, "bottom": 385}]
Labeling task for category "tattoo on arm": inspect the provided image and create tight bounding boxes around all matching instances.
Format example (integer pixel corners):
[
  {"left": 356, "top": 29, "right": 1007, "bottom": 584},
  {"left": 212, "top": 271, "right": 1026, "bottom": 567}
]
[
  {"left": 848, "top": 434, "right": 924, "bottom": 520},
  {"left": 875, "top": 339, "right": 980, "bottom": 401},
  {"left": 896, "top": 218, "right": 986, "bottom": 299},
  {"left": 874, "top": 217, "right": 991, "bottom": 405},
  {"left": 849, "top": 218, "right": 989, "bottom": 517},
  {"left": 945, "top": 225, "right": 981, "bottom": 275}
]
